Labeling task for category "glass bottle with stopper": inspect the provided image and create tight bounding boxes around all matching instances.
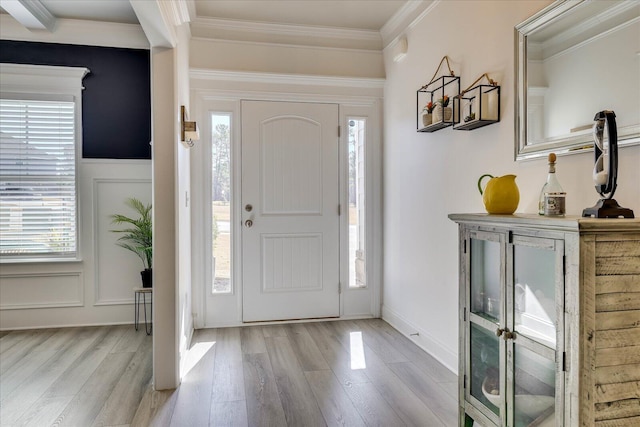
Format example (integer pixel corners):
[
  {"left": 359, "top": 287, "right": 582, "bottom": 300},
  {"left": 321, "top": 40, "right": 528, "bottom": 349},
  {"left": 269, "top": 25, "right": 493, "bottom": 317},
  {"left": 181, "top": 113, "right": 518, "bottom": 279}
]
[{"left": 538, "top": 153, "right": 565, "bottom": 216}]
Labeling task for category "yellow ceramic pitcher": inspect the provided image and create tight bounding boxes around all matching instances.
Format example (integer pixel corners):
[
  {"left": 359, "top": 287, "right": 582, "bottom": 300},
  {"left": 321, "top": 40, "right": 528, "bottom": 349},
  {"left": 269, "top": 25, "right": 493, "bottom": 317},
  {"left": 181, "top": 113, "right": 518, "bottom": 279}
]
[{"left": 477, "top": 174, "right": 520, "bottom": 214}]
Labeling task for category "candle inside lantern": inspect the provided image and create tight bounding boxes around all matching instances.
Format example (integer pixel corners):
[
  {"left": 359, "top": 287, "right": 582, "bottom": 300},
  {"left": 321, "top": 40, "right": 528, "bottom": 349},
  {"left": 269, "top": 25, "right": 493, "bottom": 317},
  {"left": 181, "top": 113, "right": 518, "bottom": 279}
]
[{"left": 481, "top": 91, "right": 499, "bottom": 120}]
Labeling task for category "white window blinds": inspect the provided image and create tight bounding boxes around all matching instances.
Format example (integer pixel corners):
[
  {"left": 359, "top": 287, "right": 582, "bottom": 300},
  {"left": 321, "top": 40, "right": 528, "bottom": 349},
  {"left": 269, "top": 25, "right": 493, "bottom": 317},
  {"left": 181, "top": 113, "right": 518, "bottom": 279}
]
[{"left": 0, "top": 98, "right": 77, "bottom": 258}]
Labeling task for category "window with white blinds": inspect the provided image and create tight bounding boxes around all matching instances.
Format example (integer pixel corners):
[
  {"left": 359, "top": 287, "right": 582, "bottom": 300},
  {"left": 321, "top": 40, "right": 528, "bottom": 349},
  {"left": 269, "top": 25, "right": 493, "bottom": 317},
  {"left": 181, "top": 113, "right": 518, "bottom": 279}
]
[{"left": 0, "top": 98, "right": 78, "bottom": 258}]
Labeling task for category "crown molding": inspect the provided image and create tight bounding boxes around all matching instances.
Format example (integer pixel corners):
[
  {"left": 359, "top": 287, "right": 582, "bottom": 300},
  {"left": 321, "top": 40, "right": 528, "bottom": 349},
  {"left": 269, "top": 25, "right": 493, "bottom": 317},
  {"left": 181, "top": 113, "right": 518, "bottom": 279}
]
[
  {"left": 160, "top": 0, "right": 193, "bottom": 26},
  {"left": 1, "top": 0, "right": 56, "bottom": 31},
  {"left": 0, "top": 15, "right": 149, "bottom": 49},
  {"left": 193, "top": 17, "right": 380, "bottom": 41},
  {"left": 190, "top": 68, "right": 385, "bottom": 89},
  {"left": 191, "top": 17, "right": 382, "bottom": 50},
  {"left": 380, "top": 0, "right": 424, "bottom": 47},
  {"left": 190, "top": 35, "right": 384, "bottom": 55},
  {"left": 541, "top": 0, "right": 639, "bottom": 58},
  {"left": 131, "top": 0, "right": 176, "bottom": 48},
  {"left": 381, "top": 1, "right": 443, "bottom": 50},
  {"left": 543, "top": 15, "right": 639, "bottom": 62}
]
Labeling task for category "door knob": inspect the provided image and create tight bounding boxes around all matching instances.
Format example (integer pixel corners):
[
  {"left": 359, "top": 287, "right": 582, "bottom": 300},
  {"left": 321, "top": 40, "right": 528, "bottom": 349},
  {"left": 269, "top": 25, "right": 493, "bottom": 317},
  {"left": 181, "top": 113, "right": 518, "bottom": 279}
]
[{"left": 245, "top": 219, "right": 253, "bottom": 228}]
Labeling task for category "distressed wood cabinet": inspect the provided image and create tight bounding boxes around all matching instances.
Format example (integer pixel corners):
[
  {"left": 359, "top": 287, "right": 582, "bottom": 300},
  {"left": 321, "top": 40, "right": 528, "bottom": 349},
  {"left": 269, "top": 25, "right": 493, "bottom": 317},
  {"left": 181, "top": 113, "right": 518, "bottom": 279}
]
[{"left": 449, "top": 214, "right": 640, "bottom": 427}]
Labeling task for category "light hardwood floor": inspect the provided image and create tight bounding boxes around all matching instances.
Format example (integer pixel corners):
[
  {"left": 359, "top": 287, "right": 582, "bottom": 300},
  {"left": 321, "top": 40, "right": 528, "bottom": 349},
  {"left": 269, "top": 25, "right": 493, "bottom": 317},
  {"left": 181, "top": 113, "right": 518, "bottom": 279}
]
[
  {"left": 0, "top": 324, "right": 152, "bottom": 426},
  {"left": 132, "top": 319, "right": 458, "bottom": 426},
  {"left": 1, "top": 319, "right": 458, "bottom": 426}
]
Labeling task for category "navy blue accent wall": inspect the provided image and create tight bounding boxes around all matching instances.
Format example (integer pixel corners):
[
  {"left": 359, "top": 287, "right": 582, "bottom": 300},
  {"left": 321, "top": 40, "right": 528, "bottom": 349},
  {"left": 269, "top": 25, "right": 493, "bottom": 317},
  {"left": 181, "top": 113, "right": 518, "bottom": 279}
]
[{"left": 0, "top": 41, "right": 151, "bottom": 159}]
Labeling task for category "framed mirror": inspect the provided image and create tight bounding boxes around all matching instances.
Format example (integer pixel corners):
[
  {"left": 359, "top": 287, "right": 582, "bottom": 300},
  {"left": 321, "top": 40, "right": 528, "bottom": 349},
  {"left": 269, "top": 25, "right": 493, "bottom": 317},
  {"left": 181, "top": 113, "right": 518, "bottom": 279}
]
[{"left": 515, "top": 0, "right": 640, "bottom": 161}]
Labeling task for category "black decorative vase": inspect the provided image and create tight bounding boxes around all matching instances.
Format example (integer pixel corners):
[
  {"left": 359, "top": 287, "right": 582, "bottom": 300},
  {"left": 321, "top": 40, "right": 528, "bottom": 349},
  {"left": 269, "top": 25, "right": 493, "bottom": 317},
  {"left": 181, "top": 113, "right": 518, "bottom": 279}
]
[{"left": 141, "top": 268, "right": 152, "bottom": 288}]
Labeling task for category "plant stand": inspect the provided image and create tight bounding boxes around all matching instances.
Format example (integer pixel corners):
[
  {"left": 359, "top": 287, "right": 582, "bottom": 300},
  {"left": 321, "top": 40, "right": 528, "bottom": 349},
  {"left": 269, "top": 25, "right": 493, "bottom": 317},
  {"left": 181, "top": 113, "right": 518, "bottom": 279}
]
[{"left": 134, "top": 287, "right": 152, "bottom": 335}]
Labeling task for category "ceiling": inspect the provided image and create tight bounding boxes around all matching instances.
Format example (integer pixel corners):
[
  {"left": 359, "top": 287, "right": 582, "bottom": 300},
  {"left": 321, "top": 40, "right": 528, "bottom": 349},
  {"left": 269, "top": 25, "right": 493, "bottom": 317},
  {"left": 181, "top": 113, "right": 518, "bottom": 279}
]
[
  {"left": 194, "top": 1, "right": 407, "bottom": 31},
  {"left": 1, "top": 0, "right": 408, "bottom": 31}
]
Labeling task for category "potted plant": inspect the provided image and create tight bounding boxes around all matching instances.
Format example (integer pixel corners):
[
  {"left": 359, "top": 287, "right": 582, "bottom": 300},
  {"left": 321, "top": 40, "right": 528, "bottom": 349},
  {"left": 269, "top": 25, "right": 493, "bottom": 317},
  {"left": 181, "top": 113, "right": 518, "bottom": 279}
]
[
  {"left": 422, "top": 101, "right": 435, "bottom": 127},
  {"left": 434, "top": 95, "right": 452, "bottom": 122},
  {"left": 111, "top": 198, "right": 153, "bottom": 288}
]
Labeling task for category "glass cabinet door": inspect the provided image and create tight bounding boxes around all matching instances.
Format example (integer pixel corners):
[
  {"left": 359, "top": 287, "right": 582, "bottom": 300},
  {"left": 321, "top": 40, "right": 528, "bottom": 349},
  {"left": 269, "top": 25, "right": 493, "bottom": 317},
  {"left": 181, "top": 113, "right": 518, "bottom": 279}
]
[
  {"left": 512, "top": 344, "right": 556, "bottom": 426},
  {"left": 470, "top": 238, "right": 503, "bottom": 321},
  {"left": 508, "top": 235, "right": 564, "bottom": 427},
  {"left": 512, "top": 241, "right": 560, "bottom": 349},
  {"left": 470, "top": 323, "right": 501, "bottom": 417},
  {"left": 466, "top": 231, "right": 506, "bottom": 426}
]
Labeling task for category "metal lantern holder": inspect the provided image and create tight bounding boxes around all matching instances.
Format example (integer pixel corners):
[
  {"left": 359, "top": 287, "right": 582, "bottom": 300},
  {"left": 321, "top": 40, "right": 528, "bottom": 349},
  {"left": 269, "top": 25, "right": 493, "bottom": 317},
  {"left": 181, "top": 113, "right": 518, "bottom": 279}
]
[
  {"left": 417, "top": 56, "right": 460, "bottom": 133},
  {"left": 453, "top": 74, "right": 500, "bottom": 131}
]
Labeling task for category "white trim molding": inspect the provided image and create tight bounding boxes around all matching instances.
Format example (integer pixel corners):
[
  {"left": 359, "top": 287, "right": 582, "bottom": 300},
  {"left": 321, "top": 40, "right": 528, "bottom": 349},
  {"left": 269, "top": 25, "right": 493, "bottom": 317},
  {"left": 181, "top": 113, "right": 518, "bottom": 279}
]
[
  {"left": 0, "top": 272, "right": 84, "bottom": 310},
  {"left": 1, "top": 0, "right": 56, "bottom": 31},
  {"left": 0, "top": 15, "right": 149, "bottom": 49},
  {"left": 92, "top": 178, "right": 152, "bottom": 306},
  {"left": 191, "top": 16, "right": 381, "bottom": 50},
  {"left": 380, "top": 0, "right": 425, "bottom": 47},
  {"left": 190, "top": 68, "right": 385, "bottom": 90},
  {"left": 0, "top": 63, "right": 89, "bottom": 95}
]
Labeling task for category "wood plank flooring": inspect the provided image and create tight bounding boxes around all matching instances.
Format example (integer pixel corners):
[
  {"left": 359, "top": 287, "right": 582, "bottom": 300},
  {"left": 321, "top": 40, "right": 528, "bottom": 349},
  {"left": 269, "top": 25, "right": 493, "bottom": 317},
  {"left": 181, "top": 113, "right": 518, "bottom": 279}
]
[
  {"left": 1, "top": 319, "right": 457, "bottom": 426},
  {"left": 0, "top": 325, "right": 151, "bottom": 427},
  {"left": 132, "top": 319, "right": 457, "bottom": 427}
]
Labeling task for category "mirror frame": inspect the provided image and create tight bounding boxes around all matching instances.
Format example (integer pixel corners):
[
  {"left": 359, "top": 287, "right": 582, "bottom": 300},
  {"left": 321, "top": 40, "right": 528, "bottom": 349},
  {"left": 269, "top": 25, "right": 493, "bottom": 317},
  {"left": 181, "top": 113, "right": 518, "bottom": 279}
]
[{"left": 514, "top": 0, "right": 640, "bottom": 161}]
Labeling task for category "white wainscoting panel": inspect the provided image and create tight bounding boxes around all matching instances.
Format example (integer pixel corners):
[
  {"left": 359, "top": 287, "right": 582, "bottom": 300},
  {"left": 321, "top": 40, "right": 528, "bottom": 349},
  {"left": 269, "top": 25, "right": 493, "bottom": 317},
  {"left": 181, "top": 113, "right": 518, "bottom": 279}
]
[
  {"left": 93, "top": 178, "right": 152, "bottom": 305},
  {"left": 0, "top": 272, "right": 83, "bottom": 310}
]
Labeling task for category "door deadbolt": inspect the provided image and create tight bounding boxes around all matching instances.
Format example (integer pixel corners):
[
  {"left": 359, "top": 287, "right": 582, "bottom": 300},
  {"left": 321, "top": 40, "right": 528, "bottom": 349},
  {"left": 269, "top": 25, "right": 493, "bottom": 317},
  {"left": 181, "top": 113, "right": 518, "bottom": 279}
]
[{"left": 245, "top": 204, "right": 253, "bottom": 212}]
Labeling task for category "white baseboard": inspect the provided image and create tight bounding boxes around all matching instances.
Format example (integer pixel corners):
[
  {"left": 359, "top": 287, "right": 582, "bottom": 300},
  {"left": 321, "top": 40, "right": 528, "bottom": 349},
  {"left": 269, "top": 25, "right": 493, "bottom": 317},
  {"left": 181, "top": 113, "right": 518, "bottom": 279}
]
[
  {"left": 382, "top": 304, "right": 458, "bottom": 374},
  {"left": 200, "top": 314, "right": 375, "bottom": 329},
  {"left": 0, "top": 320, "right": 135, "bottom": 331}
]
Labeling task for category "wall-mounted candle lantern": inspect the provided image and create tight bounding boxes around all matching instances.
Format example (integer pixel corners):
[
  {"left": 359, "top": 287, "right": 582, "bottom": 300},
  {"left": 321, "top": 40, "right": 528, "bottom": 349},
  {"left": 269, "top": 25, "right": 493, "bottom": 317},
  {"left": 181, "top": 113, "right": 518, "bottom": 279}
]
[
  {"left": 453, "top": 73, "right": 501, "bottom": 131},
  {"left": 417, "top": 56, "right": 461, "bottom": 133}
]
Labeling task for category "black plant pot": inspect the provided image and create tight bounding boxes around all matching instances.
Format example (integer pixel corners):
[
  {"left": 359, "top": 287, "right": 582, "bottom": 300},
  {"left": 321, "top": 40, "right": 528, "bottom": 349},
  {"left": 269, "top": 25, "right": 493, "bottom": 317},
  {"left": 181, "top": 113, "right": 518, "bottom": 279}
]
[{"left": 141, "top": 268, "right": 153, "bottom": 288}]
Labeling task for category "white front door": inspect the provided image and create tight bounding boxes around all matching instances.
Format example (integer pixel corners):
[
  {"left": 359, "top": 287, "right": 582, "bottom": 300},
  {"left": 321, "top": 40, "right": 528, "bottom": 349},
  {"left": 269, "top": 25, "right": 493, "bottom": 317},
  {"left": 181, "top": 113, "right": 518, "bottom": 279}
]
[{"left": 241, "top": 100, "right": 340, "bottom": 322}]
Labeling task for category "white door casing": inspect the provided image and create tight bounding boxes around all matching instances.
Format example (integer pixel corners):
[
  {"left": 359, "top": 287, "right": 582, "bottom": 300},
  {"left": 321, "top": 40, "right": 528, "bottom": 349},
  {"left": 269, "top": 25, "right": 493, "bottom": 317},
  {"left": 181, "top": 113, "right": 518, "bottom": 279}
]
[{"left": 241, "top": 100, "right": 340, "bottom": 322}]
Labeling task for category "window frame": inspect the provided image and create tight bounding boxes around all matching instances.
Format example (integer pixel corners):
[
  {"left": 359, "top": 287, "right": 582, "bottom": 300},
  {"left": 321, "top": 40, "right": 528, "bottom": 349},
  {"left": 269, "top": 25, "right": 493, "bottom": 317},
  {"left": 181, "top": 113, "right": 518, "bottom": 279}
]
[{"left": 0, "top": 63, "right": 89, "bottom": 263}]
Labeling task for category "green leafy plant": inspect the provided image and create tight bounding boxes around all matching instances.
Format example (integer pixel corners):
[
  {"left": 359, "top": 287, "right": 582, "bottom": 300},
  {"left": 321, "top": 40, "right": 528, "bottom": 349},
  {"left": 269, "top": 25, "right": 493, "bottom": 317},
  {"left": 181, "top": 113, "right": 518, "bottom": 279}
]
[
  {"left": 437, "top": 95, "right": 450, "bottom": 107},
  {"left": 423, "top": 101, "right": 435, "bottom": 113},
  {"left": 110, "top": 198, "right": 152, "bottom": 269}
]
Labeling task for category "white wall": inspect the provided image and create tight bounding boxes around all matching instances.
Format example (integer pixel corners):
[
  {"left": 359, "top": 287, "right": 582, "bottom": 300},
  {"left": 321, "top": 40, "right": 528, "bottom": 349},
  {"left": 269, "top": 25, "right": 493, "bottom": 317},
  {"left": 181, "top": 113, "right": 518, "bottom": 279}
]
[
  {"left": 190, "top": 38, "right": 385, "bottom": 78},
  {"left": 381, "top": 0, "right": 640, "bottom": 372}
]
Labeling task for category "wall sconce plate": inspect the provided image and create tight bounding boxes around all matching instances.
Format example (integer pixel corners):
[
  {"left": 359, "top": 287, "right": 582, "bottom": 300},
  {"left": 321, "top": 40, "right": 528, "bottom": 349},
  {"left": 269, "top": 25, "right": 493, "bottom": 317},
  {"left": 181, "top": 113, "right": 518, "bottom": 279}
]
[{"left": 181, "top": 105, "right": 199, "bottom": 148}]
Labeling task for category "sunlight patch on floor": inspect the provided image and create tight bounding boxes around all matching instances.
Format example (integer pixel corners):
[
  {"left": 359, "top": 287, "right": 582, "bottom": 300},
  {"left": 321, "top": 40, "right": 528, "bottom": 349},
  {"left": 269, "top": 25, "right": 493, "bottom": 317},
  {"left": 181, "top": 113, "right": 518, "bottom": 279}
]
[
  {"left": 181, "top": 341, "right": 216, "bottom": 378},
  {"left": 349, "top": 331, "right": 366, "bottom": 370}
]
